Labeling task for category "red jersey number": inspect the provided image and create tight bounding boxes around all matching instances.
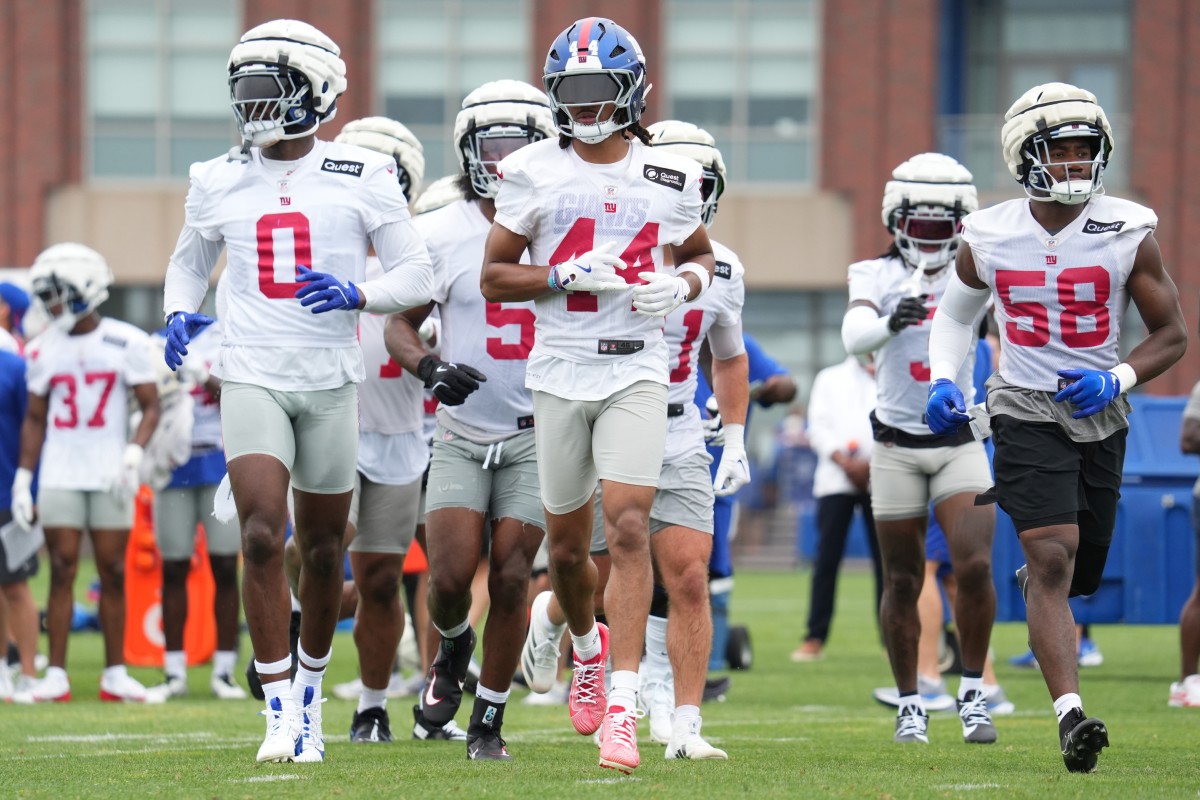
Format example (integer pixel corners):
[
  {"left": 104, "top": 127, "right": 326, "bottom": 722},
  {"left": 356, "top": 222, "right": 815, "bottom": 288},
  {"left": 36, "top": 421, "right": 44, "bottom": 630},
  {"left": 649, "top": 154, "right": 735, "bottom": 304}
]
[
  {"left": 256, "top": 212, "right": 312, "bottom": 299},
  {"left": 995, "top": 266, "right": 1110, "bottom": 348}
]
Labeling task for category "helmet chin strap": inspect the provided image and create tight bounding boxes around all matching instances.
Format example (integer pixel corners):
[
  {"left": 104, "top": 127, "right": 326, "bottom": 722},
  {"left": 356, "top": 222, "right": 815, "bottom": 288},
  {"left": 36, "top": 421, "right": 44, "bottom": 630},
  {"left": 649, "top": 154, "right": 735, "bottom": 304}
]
[{"left": 1047, "top": 178, "right": 1096, "bottom": 205}]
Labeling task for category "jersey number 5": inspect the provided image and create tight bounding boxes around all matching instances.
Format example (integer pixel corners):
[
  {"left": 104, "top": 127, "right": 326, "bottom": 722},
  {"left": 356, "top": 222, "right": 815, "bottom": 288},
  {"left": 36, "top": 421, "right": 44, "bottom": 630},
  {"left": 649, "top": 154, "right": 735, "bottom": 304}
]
[
  {"left": 995, "top": 266, "right": 1110, "bottom": 348},
  {"left": 549, "top": 218, "right": 659, "bottom": 312}
]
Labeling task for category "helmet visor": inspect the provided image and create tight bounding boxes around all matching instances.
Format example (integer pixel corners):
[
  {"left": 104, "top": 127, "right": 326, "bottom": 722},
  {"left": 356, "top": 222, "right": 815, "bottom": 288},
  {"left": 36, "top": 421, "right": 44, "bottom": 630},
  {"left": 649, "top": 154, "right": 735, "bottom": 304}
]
[
  {"left": 552, "top": 73, "right": 623, "bottom": 105},
  {"left": 899, "top": 217, "right": 957, "bottom": 242},
  {"left": 477, "top": 126, "right": 542, "bottom": 166}
]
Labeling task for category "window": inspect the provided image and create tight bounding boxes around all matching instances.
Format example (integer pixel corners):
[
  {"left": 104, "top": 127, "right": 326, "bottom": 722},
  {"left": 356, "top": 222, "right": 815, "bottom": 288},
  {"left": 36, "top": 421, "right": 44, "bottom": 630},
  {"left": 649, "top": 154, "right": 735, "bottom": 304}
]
[
  {"left": 665, "top": 0, "right": 819, "bottom": 186},
  {"left": 939, "top": 0, "right": 1130, "bottom": 191},
  {"left": 87, "top": 0, "right": 238, "bottom": 179},
  {"left": 377, "top": 0, "right": 530, "bottom": 182}
]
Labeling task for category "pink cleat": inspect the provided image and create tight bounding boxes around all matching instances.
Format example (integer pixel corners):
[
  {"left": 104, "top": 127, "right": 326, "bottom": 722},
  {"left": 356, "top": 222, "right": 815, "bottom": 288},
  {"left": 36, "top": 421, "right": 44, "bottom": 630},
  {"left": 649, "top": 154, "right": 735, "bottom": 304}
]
[
  {"left": 568, "top": 622, "right": 609, "bottom": 735},
  {"left": 598, "top": 706, "right": 643, "bottom": 774}
]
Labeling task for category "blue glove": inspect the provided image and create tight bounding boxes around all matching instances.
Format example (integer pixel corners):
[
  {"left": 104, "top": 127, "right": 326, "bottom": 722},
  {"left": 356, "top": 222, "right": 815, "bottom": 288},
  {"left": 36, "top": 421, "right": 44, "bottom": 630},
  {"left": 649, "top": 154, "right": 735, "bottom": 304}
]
[
  {"left": 295, "top": 266, "right": 361, "bottom": 314},
  {"left": 164, "top": 311, "right": 215, "bottom": 371},
  {"left": 926, "top": 378, "right": 969, "bottom": 435},
  {"left": 1054, "top": 368, "right": 1121, "bottom": 419}
]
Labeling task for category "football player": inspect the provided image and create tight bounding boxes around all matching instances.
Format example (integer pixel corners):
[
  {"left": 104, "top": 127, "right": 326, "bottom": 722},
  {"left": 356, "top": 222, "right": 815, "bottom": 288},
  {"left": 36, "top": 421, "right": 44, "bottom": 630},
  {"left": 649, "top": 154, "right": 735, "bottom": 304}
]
[
  {"left": 13, "top": 244, "right": 160, "bottom": 703},
  {"left": 841, "top": 153, "right": 999, "bottom": 745},
  {"left": 926, "top": 82, "right": 1186, "bottom": 772},
  {"left": 481, "top": 17, "right": 715, "bottom": 774},
  {"left": 385, "top": 79, "right": 556, "bottom": 761},
  {"left": 161, "top": 19, "right": 434, "bottom": 764}
]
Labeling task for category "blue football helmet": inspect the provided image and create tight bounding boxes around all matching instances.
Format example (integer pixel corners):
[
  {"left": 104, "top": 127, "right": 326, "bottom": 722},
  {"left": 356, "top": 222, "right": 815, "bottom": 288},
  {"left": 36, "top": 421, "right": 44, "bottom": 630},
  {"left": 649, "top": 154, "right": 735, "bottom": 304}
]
[{"left": 543, "top": 17, "right": 649, "bottom": 144}]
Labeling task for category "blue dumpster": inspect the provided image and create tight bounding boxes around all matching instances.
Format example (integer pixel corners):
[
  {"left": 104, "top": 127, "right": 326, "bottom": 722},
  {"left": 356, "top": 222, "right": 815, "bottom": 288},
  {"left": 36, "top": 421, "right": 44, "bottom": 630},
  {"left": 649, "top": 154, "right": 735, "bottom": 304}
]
[{"left": 994, "top": 395, "right": 1199, "bottom": 624}]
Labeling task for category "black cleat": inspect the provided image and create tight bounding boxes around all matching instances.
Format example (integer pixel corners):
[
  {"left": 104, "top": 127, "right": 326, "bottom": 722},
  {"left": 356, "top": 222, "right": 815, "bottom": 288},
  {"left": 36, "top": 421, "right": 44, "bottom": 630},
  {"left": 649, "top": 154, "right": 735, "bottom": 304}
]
[
  {"left": 702, "top": 675, "right": 731, "bottom": 703},
  {"left": 1060, "top": 709, "right": 1108, "bottom": 773},
  {"left": 412, "top": 704, "right": 468, "bottom": 741},
  {"left": 467, "top": 731, "right": 512, "bottom": 761},
  {"left": 350, "top": 706, "right": 393, "bottom": 743},
  {"left": 419, "top": 628, "right": 476, "bottom": 726}
]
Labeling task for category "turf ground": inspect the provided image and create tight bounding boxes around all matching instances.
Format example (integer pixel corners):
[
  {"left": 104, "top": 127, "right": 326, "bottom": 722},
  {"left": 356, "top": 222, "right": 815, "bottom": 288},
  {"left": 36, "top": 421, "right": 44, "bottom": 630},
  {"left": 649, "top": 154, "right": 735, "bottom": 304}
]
[{"left": 2, "top": 567, "right": 1199, "bottom": 799}]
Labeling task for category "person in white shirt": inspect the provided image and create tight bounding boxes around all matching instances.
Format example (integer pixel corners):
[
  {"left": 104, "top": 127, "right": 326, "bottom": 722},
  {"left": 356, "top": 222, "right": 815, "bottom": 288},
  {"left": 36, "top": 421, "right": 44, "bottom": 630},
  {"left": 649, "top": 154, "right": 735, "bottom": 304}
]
[
  {"left": 385, "top": 79, "right": 556, "bottom": 761},
  {"left": 794, "top": 354, "right": 881, "bottom": 664},
  {"left": 480, "top": 17, "right": 715, "bottom": 775},
  {"left": 842, "top": 153, "right": 999, "bottom": 746},
  {"left": 161, "top": 19, "right": 433, "bottom": 764},
  {"left": 13, "top": 243, "right": 160, "bottom": 704},
  {"left": 926, "top": 82, "right": 1186, "bottom": 772}
]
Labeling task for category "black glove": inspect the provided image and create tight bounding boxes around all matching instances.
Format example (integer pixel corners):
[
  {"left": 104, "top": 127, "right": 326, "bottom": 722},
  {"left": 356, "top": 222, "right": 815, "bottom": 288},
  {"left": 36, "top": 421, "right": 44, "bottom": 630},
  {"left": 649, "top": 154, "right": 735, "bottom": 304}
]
[
  {"left": 888, "top": 295, "right": 929, "bottom": 333},
  {"left": 417, "top": 355, "right": 487, "bottom": 406}
]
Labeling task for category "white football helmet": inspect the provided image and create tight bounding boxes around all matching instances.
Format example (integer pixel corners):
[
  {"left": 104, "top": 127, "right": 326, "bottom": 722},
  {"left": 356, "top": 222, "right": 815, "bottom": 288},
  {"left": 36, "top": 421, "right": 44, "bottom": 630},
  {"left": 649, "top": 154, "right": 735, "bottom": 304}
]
[
  {"left": 646, "top": 120, "right": 727, "bottom": 228},
  {"left": 881, "top": 153, "right": 978, "bottom": 270},
  {"left": 228, "top": 19, "right": 347, "bottom": 151},
  {"left": 336, "top": 117, "right": 426, "bottom": 201},
  {"left": 1001, "top": 82, "right": 1114, "bottom": 205},
  {"left": 411, "top": 175, "right": 466, "bottom": 216},
  {"left": 453, "top": 80, "right": 555, "bottom": 199},
  {"left": 30, "top": 243, "right": 114, "bottom": 331}
]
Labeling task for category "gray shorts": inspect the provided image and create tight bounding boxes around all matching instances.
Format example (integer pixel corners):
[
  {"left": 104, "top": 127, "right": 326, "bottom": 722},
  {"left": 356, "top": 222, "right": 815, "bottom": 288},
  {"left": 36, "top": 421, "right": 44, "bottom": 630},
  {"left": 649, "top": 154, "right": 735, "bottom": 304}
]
[
  {"left": 533, "top": 381, "right": 667, "bottom": 515},
  {"left": 650, "top": 453, "right": 715, "bottom": 534},
  {"left": 425, "top": 425, "right": 544, "bottom": 528},
  {"left": 221, "top": 382, "right": 358, "bottom": 494},
  {"left": 38, "top": 489, "right": 132, "bottom": 530},
  {"left": 870, "top": 439, "right": 993, "bottom": 521},
  {"left": 348, "top": 471, "right": 421, "bottom": 555},
  {"left": 154, "top": 484, "right": 242, "bottom": 560}
]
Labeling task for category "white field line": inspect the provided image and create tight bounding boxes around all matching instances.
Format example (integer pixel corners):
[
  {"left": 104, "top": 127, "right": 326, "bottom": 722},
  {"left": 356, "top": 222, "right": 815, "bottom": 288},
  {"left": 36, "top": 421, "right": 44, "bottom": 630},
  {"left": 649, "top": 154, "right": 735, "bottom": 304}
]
[
  {"left": 27, "top": 731, "right": 219, "bottom": 743},
  {"left": 934, "top": 785, "right": 1004, "bottom": 791},
  {"left": 4, "top": 740, "right": 259, "bottom": 761},
  {"left": 579, "top": 777, "right": 640, "bottom": 784},
  {"left": 237, "top": 775, "right": 307, "bottom": 783}
]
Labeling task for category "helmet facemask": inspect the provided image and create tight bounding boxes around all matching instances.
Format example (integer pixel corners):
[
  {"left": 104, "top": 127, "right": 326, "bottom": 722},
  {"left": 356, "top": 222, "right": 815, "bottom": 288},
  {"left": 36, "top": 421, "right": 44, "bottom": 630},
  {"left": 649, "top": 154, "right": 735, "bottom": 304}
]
[
  {"left": 698, "top": 166, "right": 724, "bottom": 228},
  {"left": 460, "top": 121, "right": 549, "bottom": 198},
  {"left": 544, "top": 70, "right": 643, "bottom": 144},
  {"left": 32, "top": 274, "right": 99, "bottom": 333},
  {"left": 892, "top": 201, "right": 964, "bottom": 271},
  {"left": 230, "top": 62, "right": 318, "bottom": 150},
  {"left": 1021, "top": 124, "right": 1107, "bottom": 205}
]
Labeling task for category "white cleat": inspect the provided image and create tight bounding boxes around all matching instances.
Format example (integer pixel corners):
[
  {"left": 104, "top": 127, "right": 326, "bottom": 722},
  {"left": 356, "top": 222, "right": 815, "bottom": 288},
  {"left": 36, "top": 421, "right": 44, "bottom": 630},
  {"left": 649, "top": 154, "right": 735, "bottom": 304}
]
[
  {"left": 0, "top": 665, "right": 12, "bottom": 702},
  {"left": 11, "top": 674, "right": 37, "bottom": 705},
  {"left": 665, "top": 717, "right": 727, "bottom": 760},
  {"left": 388, "top": 671, "right": 425, "bottom": 698},
  {"left": 257, "top": 698, "right": 301, "bottom": 763},
  {"left": 521, "top": 591, "right": 566, "bottom": 694},
  {"left": 149, "top": 674, "right": 188, "bottom": 701},
  {"left": 1169, "top": 674, "right": 1200, "bottom": 708},
  {"left": 332, "top": 677, "right": 363, "bottom": 701},
  {"left": 293, "top": 687, "right": 326, "bottom": 763},
  {"left": 101, "top": 672, "right": 160, "bottom": 704},
  {"left": 27, "top": 669, "right": 71, "bottom": 703},
  {"left": 211, "top": 672, "right": 248, "bottom": 700},
  {"left": 638, "top": 669, "right": 675, "bottom": 745}
]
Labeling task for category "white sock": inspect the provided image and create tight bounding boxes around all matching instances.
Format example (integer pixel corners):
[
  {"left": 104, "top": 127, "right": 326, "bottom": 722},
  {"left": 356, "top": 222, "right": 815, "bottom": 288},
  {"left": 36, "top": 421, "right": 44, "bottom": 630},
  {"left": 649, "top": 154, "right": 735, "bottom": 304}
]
[
  {"left": 212, "top": 650, "right": 236, "bottom": 677},
  {"left": 898, "top": 692, "right": 926, "bottom": 715},
  {"left": 435, "top": 618, "right": 470, "bottom": 640},
  {"left": 475, "top": 684, "right": 510, "bottom": 704},
  {"left": 674, "top": 704, "right": 700, "bottom": 729},
  {"left": 958, "top": 675, "right": 983, "bottom": 700},
  {"left": 608, "top": 669, "right": 638, "bottom": 712},
  {"left": 293, "top": 644, "right": 331, "bottom": 706},
  {"left": 164, "top": 651, "right": 187, "bottom": 680},
  {"left": 263, "top": 678, "right": 296, "bottom": 714},
  {"left": 357, "top": 686, "right": 388, "bottom": 713},
  {"left": 1053, "top": 692, "right": 1083, "bottom": 722},
  {"left": 571, "top": 623, "right": 600, "bottom": 662},
  {"left": 102, "top": 665, "right": 128, "bottom": 684},
  {"left": 644, "top": 615, "right": 670, "bottom": 671}
]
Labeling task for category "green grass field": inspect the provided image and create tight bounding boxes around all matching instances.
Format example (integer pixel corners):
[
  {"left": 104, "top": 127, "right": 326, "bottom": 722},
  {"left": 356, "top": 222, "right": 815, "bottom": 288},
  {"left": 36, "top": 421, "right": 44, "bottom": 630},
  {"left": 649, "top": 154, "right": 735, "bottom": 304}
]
[{"left": 2, "top": 567, "right": 1199, "bottom": 799}]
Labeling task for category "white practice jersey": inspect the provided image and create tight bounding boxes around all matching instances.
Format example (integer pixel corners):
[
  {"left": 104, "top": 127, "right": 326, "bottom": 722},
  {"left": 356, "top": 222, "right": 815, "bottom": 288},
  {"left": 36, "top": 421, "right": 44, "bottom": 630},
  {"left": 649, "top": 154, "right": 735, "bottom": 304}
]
[
  {"left": 184, "top": 321, "right": 223, "bottom": 449},
  {"left": 416, "top": 199, "right": 536, "bottom": 442},
  {"left": 848, "top": 254, "right": 984, "bottom": 435},
  {"left": 663, "top": 240, "right": 746, "bottom": 464},
  {"left": 26, "top": 318, "right": 156, "bottom": 491},
  {"left": 494, "top": 138, "right": 705, "bottom": 401},
  {"left": 964, "top": 196, "right": 1155, "bottom": 392},
  {"left": 173, "top": 140, "right": 415, "bottom": 391}
]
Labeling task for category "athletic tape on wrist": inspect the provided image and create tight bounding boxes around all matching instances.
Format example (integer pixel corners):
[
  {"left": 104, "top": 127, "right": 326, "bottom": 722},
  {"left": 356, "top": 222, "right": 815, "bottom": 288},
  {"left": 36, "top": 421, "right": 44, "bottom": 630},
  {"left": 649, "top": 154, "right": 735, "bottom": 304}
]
[{"left": 677, "top": 262, "right": 711, "bottom": 298}]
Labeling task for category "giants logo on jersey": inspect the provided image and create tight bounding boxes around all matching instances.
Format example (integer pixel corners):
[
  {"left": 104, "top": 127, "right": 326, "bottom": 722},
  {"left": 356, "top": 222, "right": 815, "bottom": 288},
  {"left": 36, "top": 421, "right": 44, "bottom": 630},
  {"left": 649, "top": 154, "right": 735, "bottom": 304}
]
[{"left": 553, "top": 194, "right": 649, "bottom": 238}]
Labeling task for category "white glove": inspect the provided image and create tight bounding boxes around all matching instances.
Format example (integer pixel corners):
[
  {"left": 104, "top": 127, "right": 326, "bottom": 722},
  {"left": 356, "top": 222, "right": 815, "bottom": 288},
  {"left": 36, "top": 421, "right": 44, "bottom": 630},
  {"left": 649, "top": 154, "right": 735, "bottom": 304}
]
[
  {"left": 11, "top": 467, "right": 34, "bottom": 532},
  {"left": 713, "top": 423, "right": 751, "bottom": 497},
  {"left": 549, "top": 243, "right": 629, "bottom": 293},
  {"left": 631, "top": 272, "right": 690, "bottom": 317},
  {"left": 117, "top": 444, "right": 144, "bottom": 500},
  {"left": 702, "top": 395, "right": 725, "bottom": 446}
]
